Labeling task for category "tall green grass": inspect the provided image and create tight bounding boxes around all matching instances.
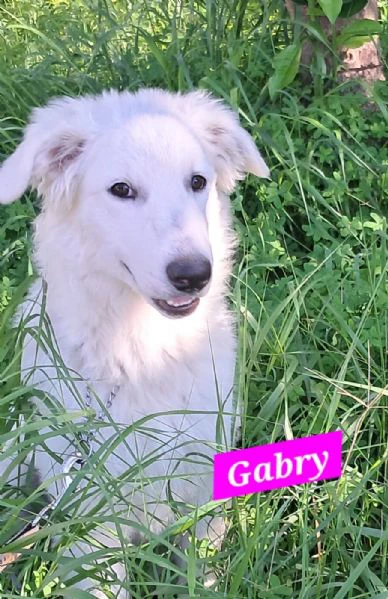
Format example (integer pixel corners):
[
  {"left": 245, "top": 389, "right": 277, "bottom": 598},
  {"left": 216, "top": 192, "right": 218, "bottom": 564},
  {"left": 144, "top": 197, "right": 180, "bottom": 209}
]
[{"left": 0, "top": 0, "right": 387, "bottom": 597}]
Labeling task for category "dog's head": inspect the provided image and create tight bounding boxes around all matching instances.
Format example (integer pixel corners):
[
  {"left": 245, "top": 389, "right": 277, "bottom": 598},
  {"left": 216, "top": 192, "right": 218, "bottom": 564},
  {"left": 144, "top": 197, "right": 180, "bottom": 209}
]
[{"left": 0, "top": 90, "right": 269, "bottom": 318}]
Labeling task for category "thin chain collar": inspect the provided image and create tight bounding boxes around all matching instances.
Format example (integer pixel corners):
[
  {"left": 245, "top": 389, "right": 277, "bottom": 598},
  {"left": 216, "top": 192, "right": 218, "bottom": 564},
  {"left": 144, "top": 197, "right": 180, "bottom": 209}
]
[{"left": 85, "top": 383, "right": 120, "bottom": 422}]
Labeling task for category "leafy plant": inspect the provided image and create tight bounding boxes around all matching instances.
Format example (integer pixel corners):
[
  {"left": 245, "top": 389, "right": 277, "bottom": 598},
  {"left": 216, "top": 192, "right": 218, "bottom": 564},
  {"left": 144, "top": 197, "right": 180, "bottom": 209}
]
[
  {"left": 292, "top": 0, "right": 370, "bottom": 19},
  {"left": 268, "top": 0, "right": 383, "bottom": 98}
]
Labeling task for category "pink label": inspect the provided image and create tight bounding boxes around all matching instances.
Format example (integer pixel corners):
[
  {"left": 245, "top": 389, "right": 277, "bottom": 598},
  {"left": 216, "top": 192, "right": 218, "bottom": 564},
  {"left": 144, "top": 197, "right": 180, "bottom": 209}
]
[{"left": 213, "top": 431, "right": 342, "bottom": 500}]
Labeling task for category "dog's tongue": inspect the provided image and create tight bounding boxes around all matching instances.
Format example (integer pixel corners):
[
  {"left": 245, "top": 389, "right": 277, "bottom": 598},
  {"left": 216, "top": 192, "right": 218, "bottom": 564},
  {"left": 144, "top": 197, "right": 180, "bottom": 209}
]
[{"left": 166, "top": 296, "right": 194, "bottom": 308}]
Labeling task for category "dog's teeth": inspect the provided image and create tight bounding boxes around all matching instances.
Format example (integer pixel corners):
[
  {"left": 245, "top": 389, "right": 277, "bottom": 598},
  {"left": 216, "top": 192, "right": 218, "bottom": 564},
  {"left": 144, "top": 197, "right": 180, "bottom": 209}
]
[{"left": 166, "top": 297, "right": 193, "bottom": 308}]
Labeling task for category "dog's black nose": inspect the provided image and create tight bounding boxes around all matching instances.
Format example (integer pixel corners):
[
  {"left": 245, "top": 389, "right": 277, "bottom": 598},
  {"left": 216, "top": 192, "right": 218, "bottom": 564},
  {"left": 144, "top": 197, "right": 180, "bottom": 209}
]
[{"left": 166, "top": 257, "right": 212, "bottom": 293}]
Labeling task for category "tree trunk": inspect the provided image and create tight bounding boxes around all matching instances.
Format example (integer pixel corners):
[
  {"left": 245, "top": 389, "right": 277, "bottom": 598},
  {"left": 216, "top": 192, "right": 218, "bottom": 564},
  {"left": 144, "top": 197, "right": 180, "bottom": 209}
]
[
  {"left": 338, "top": 1, "right": 385, "bottom": 83},
  {"left": 285, "top": 0, "right": 385, "bottom": 83}
]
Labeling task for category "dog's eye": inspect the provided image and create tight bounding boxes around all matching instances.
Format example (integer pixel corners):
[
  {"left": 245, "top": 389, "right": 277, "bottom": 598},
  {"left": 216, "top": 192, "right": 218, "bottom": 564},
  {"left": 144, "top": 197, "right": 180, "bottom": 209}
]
[
  {"left": 109, "top": 182, "right": 137, "bottom": 199},
  {"left": 191, "top": 175, "right": 207, "bottom": 192}
]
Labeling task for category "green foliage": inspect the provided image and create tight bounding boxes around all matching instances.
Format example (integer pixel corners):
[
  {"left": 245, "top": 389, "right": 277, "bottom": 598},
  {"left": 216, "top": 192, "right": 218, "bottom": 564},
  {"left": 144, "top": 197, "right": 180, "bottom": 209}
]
[
  {"left": 339, "top": 0, "right": 370, "bottom": 18},
  {"left": 0, "top": 0, "right": 387, "bottom": 597},
  {"left": 292, "top": 0, "right": 369, "bottom": 18},
  {"left": 334, "top": 18, "right": 383, "bottom": 49},
  {"left": 318, "top": 0, "right": 343, "bottom": 24},
  {"left": 269, "top": 0, "right": 384, "bottom": 96},
  {"left": 268, "top": 43, "right": 302, "bottom": 99}
]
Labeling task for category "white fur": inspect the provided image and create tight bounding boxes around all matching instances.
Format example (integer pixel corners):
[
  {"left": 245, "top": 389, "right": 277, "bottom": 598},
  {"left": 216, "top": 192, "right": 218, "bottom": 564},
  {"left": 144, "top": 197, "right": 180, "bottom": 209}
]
[{"left": 0, "top": 89, "right": 269, "bottom": 596}]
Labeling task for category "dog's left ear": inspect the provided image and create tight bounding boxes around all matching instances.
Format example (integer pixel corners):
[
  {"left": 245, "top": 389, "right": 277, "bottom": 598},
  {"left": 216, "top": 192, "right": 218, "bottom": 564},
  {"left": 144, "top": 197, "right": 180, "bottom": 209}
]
[
  {"left": 0, "top": 96, "right": 89, "bottom": 208},
  {"left": 178, "top": 91, "right": 270, "bottom": 192}
]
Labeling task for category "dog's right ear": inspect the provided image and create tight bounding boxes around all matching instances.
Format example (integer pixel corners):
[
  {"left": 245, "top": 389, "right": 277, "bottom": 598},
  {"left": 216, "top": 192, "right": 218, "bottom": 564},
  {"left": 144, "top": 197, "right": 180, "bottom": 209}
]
[
  {"left": 173, "top": 91, "right": 270, "bottom": 193},
  {"left": 0, "top": 97, "right": 89, "bottom": 207}
]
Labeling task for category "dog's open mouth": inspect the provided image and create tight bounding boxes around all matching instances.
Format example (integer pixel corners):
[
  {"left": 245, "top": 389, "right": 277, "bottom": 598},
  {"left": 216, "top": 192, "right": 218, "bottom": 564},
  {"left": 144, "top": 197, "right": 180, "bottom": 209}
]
[{"left": 153, "top": 296, "right": 200, "bottom": 317}]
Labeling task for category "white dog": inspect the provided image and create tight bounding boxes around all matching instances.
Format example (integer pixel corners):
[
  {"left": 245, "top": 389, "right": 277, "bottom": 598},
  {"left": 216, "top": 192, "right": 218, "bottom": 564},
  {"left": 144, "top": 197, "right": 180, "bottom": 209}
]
[{"left": 0, "top": 89, "right": 269, "bottom": 596}]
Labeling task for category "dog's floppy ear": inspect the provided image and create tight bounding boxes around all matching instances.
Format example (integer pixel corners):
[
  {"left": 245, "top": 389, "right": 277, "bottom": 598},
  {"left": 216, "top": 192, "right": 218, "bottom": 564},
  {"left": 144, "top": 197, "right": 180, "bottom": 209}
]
[
  {"left": 177, "top": 91, "right": 270, "bottom": 192},
  {"left": 0, "top": 97, "right": 88, "bottom": 207}
]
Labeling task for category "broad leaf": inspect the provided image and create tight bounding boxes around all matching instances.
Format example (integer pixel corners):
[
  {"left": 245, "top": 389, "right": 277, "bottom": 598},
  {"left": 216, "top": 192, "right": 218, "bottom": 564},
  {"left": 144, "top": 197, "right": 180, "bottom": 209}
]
[
  {"left": 289, "top": 0, "right": 368, "bottom": 19},
  {"left": 303, "top": 21, "right": 331, "bottom": 47},
  {"left": 335, "top": 19, "right": 382, "bottom": 49},
  {"left": 340, "top": 0, "right": 368, "bottom": 18},
  {"left": 318, "top": 0, "right": 343, "bottom": 24},
  {"left": 268, "top": 43, "right": 302, "bottom": 99}
]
